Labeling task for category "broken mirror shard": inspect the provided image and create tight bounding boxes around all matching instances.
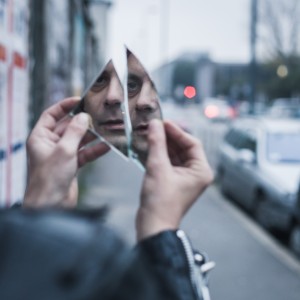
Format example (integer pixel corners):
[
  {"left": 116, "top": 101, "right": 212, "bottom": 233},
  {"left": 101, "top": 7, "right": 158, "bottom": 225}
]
[
  {"left": 71, "top": 59, "right": 129, "bottom": 159},
  {"left": 126, "top": 49, "right": 163, "bottom": 167},
  {"left": 70, "top": 48, "right": 164, "bottom": 168}
]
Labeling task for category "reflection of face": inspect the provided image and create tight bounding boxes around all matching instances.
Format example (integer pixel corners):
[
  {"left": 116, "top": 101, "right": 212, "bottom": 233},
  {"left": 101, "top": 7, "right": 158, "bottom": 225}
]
[
  {"left": 127, "top": 53, "right": 162, "bottom": 162},
  {"left": 84, "top": 61, "right": 127, "bottom": 152}
]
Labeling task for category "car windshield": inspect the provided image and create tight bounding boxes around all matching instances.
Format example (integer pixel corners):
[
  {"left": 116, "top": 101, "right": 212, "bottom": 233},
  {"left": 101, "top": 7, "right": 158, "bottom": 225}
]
[{"left": 266, "top": 132, "right": 300, "bottom": 163}]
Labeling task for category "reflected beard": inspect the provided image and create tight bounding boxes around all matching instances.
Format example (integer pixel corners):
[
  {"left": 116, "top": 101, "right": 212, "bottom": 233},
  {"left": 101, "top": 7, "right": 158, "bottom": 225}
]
[
  {"left": 106, "top": 134, "right": 127, "bottom": 147},
  {"left": 131, "top": 133, "right": 149, "bottom": 156},
  {"left": 93, "top": 125, "right": 128, "bottom": 154}
]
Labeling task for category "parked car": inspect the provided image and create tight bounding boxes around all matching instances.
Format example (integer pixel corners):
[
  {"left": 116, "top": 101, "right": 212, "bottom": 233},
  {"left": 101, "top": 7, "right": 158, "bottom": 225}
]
[
  {"left": 202, "top": 98, "right": 236, "bottom": 121},
  {"left": 267, "top": 98, "right": 300, "bottom": 119},
  {"left": 217, "top": 117, "right": 300, "bottom": 232},
  {"left": 290, "top": 184, "right": 300, "bottom": 257}
]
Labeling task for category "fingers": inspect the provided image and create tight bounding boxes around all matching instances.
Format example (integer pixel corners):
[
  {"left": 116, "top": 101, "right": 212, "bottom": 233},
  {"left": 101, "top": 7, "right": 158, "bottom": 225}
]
[
  {"left": 164, "top": 120, "right": 203, "bottom": 161},
  {"left": 78, "top": 129, "right": 98, "bottom": 149},
  {"left": 164, "top": 121, "right": 214, "bottom": 181},
  {"left": 55, "top": 114, "right": 95, "bottom": 144},
  {"left": 58, "top": 113, "right": 89, "bottom": 157},
  {"left": 146, "top": 119, "right": 170, "bottom": 171},
  {"left": 53, "top": 115, "right": 73, "bottom": 137},
  {"left": 164, "top": 120, "right": 198, "bottom": 150},
  {"left": 78, "top": 142, "right": 110, "bottom": 167},
  {"left": 36, "top": 97, "right": 81, "bottom": 132},
  {"left": 58, "top": 112, "right": 110, "bottom": 167}
]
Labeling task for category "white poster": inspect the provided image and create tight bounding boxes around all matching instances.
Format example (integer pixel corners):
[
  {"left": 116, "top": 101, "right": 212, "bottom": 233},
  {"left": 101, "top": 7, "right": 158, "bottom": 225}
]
[
  {"left": 0, "top": 50, "right": 7, "bottom": 204},
  {"left": 0, "top": 0, "right": 9, "bottom": 206},
  {"left": 0, "top": 0, "right": 29, "bottom": 206}
]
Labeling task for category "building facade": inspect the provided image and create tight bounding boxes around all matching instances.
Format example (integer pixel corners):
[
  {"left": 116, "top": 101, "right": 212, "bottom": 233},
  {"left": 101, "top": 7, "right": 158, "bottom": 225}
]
[
  {"left": 0, "top": 0, "right": 112, "bottom": 207},
  {"left": 153, "top": 52, "right": 249, "bottom": 105}
]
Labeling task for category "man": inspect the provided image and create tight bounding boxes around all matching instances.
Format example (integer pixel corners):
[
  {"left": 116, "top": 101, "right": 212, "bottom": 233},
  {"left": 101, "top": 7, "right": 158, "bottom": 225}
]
[
  {"left": 127, "top": 51, "right": 162, "bottom": 165},
  {"left": 82, "top": 60, "right": 128, "bottom": 156},
  {"left": 2, "top": 97, "right": 214, "bottom": 299}
]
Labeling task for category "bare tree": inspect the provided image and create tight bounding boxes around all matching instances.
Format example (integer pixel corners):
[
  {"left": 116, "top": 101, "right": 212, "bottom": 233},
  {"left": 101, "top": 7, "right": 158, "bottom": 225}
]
[{"left": 258, "top": 0, "right": 300, "bottom": 59}]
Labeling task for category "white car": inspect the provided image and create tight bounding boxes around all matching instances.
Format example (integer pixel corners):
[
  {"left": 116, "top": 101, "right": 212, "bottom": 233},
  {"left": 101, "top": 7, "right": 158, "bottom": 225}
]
[
  {"left": 290, "top": 188, "right": 300, "bottom": 257},
  {"left": 267, "top": 98, "right": 300, "bottom": 119},
  {"left": 217, "top": 117, "right": 300, "bottom": 232}
]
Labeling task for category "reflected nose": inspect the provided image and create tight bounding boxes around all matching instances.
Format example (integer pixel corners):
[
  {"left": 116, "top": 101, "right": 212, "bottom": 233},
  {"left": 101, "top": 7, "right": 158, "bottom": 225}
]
[
  {"left": 105, "top": 77, "right": 123, "bottom": 106},
  {"left": 135, "top": 84, "right": 158, "bottom": 112}
]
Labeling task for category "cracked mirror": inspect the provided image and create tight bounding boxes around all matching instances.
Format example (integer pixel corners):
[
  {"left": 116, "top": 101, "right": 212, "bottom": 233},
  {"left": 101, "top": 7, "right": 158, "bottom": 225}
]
[
  {"left": 72, "top": 59, "right": 129, "bottom": 160},
  {"left": 126, "top": 49, "right": 163, "bottom": 168}
]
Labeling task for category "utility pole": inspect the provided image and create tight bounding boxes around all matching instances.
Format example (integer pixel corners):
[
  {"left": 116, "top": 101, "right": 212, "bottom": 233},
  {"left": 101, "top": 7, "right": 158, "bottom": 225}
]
[
  {"left": 29, "top": 0, "right": 48, "bottom": 128},
  {"left": 249, "top": 0, "right": 258, "bottom": 114},
  {"left": 160, "top": 0, "right": 169, "bottom": 64},
  {"left": 158, "top": 0, "right": 170, "bottom": 94}
]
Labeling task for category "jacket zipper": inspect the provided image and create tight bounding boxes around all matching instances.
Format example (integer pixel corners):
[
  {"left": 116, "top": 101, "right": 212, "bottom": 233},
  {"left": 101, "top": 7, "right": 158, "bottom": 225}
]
[{"left": 176, "top": 230, "right": 212, "bottom": 300}]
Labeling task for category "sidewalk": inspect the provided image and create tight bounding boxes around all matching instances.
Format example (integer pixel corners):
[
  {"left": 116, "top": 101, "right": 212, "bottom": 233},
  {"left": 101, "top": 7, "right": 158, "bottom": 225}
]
[
  {"left": 78, "top": 150, "right": 300, "bottom": 300},
  {"left": 79, "top": 150, "right": 143, "bottom": 243}
]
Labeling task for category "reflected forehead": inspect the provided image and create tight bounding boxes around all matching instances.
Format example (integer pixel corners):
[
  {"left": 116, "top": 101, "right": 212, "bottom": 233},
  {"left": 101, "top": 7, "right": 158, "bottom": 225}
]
[
  {"left": 104, "top": 60, "right": 117, "bottom": 74},
  {"left": 128, "top": 55, "right": 148, "bottom": 78}
]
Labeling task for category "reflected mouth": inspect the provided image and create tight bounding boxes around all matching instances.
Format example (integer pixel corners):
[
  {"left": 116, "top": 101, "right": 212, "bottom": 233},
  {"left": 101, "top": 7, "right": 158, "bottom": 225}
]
[
  {"left": 98, "top": 119, "right": 125, "bottom": 131},
  {"left": 134, "top": 123, "right": 149, "bottom": 135}
]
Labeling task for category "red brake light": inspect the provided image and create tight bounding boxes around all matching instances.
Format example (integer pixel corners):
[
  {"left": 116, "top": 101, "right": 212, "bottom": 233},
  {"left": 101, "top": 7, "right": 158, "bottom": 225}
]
[
  {"left": 184, "top": 86, "right": 196, "bottom": 99},
  {"left": 228, "top": 107, "right": 236, "bottom": 118},
  {"left": 204, "top": 105, "right": 219, "bottom": 118}
]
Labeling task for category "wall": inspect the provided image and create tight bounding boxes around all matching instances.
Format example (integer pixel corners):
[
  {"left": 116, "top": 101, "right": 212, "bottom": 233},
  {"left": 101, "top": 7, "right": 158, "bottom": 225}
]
[
  {"left": 0, "top": 0, "right": 112, "bottom": 206},
  {"left": 0, "top": 0, "right": 30, "bottom": 206}
]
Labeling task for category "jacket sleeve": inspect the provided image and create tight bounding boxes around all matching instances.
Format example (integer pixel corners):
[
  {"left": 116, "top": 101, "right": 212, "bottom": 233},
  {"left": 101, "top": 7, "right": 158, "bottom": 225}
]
[{"left": 136, "top": 230, "right": 214, "bottom": 300}]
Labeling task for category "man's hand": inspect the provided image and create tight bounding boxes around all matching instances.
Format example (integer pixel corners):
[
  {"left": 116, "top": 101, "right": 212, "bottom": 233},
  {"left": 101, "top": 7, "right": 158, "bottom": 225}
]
[
  {"left": 23, "top": 97, "right": 110, "bottom": 208},
  {"left": 136, "top": 120, "right": 214, "bottom": 241}
]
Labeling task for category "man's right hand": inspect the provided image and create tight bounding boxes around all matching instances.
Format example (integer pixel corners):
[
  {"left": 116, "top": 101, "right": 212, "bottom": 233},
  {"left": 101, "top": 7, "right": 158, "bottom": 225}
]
[{"left": 136, "top": 120, "right": 214, "bottom": 241}]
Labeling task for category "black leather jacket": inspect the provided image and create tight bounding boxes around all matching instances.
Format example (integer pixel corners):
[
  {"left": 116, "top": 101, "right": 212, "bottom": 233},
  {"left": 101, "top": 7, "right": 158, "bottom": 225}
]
[{"left": 0, "top": 209, "right": 213, "bottom": 300}]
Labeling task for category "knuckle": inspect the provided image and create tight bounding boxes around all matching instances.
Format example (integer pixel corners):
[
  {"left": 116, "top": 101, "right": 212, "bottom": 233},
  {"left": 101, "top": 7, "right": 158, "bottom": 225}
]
[
  {"left": 26, "top": 135, "right": 33, "bottom": 148},
  {"left": 207, "top": 169, "right": 215, "bottom": 184},
  {"left": 196, "top": 165, "right": 214, "bottom": 188},
  {"left": 55, "top": 143, "right": 74, "bottom": 158},
  {"left": 194, "top": 139, "right": 203, "bottom": 149},
  {"left": 69, "top": 121, "right": 85, "bottom": 134},
  {"left": 40, "top": 110, "right": 48, "bottom": 119},
  {"left": 204, "top": 169, "right": 214, "bottom": 186},
  {"left": 190, "top": 137, "right": 203, "bottom": 150},
  {"left": 26, "top": 134, "right": 37, "bottom": 152},
  {"left": 146, "top": 159, "right": 159, "bottom": 171}
]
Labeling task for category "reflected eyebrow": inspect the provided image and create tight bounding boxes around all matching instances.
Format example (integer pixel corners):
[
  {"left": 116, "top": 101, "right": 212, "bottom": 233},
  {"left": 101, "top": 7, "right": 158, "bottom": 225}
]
[
  {"left": 103, "top": 61, "right": 117, "bottom": 75},
  {"left": 96, "top": 66, "right": 118, "bottom": 81},
  {"left": 128, "top": 72, "right": 148, "bottom": 82},
  {"left": 97, "top": 70, "right": 109, "bottom": 79},
  {"left": 150, "top": 79, "right": 157, "bottom": 90},
  {"left": 128, "top": 73, "right": 142, "bottom": 79},
  {"left": 128, "top": 73, "right": 157, "bottom": 92}
]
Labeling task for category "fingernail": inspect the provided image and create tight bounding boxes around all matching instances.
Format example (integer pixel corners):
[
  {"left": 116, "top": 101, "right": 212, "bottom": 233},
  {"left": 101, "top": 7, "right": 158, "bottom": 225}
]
[{"left": 77, "top": 113, "right": 89, "bottom": 125}]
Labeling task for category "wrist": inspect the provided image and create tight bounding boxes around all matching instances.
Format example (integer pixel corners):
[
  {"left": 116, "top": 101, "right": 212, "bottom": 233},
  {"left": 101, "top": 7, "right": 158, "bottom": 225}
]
[
  {"left": 135, "top": 208, "right": 179, "bottom": 241},
  {"left": 24, "top": 175, "right": 63, "bottom": 208}
]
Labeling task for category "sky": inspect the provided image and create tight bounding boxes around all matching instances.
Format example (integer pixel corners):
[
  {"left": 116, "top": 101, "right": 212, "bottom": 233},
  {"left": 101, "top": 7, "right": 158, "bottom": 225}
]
[{"left": 107, "top": 0, "right": 251, "bottom": 71}]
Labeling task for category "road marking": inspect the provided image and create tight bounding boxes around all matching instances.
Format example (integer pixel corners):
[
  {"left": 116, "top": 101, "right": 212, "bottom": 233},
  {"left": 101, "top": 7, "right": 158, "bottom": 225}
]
[{"left": 208, "top": 185, "right": 300, "bottom": 275}]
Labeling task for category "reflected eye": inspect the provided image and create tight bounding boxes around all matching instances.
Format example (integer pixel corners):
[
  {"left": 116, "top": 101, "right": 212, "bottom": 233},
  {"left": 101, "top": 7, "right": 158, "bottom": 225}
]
[
  {"left": 128, "top": 75, "right": 142, "bottom": 97},
  {"left": 91, "top": 73, "right": 109, "bottom": 92}
]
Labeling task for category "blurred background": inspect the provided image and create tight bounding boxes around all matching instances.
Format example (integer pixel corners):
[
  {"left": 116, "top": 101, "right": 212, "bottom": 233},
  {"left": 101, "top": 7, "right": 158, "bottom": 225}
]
[{"left": 1, "top": 0, "right": 300, "bottom": 299}]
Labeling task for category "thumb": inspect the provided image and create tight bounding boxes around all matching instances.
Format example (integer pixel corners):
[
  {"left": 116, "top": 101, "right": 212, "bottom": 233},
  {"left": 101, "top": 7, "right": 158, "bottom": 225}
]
[
  {"left": 59, "top": 113, "right": 90, "bottom": 155},
  {"left": 146, "top": 119, "right": 170, "bottom": 172}
]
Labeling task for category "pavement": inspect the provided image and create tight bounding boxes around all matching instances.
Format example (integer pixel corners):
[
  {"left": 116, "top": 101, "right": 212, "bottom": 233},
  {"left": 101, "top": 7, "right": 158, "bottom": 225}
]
[{"left": 79, "top": 149, "right": 300, "bottom": 300}]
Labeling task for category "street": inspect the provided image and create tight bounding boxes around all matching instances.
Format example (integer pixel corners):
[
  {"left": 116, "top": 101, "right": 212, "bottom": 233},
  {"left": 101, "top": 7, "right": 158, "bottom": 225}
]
[{"left": 80, "top": 103, "right": 300, "bottom": 300}]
